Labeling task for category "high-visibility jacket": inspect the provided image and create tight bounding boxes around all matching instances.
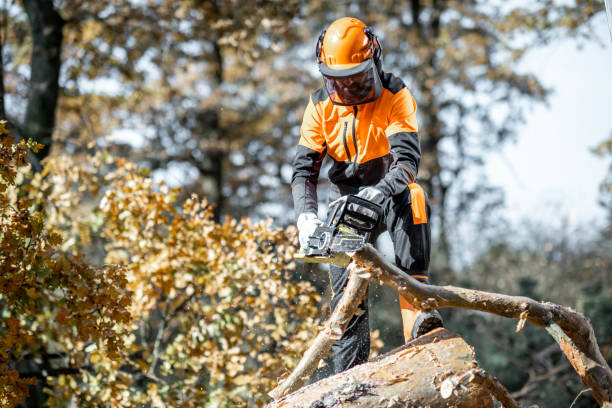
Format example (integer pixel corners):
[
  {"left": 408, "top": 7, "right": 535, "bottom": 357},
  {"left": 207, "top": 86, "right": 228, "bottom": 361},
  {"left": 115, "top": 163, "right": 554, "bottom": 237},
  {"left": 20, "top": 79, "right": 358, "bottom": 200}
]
[{"left": 291, "top": 72, "right": 421, "bottom": 217}]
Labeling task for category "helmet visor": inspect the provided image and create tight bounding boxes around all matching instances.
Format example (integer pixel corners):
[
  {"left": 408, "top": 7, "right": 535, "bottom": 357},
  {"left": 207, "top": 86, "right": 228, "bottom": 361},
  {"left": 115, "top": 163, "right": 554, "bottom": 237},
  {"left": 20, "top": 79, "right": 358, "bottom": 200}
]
[{"left": 320, "top": 59, "right": 382, "bottom": 106}]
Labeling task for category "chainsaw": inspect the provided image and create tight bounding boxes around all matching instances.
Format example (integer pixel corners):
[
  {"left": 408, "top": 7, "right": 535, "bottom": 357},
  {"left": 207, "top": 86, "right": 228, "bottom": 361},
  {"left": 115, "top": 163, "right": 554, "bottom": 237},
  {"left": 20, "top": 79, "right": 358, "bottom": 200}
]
[{"left": 295, "top": 194, "right": 383, "bottom": 267}]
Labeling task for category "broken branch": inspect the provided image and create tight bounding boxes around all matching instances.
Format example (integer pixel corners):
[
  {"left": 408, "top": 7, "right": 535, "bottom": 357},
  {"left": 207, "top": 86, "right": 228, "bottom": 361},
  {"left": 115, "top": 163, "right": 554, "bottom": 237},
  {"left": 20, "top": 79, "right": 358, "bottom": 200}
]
[
  {"left": 268, "top": 261, "right": 370, "bottom": 400},
  {"left": 353, "top": 244, "right": 612, "bottom": 405}
]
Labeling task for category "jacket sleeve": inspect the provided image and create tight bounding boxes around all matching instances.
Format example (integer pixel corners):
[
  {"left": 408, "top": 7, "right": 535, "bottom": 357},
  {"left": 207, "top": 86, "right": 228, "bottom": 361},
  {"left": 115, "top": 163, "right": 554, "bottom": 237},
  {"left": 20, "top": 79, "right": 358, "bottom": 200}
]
[
  {"left": 291, "top": 96, "right": 326, "bottom": 219},
  {"left": 375, "top": 87, "right": 421, "bottom": 197}
]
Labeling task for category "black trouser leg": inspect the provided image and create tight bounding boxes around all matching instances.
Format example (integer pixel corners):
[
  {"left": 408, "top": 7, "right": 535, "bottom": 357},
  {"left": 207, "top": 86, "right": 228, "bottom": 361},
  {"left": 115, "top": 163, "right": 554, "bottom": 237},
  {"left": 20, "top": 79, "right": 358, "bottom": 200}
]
[
  {"left": 385, "top": 188, "right": 431, "bottom": 282},
  {"left": 329, "top": 264, "right": 370, "bottom": 374}
]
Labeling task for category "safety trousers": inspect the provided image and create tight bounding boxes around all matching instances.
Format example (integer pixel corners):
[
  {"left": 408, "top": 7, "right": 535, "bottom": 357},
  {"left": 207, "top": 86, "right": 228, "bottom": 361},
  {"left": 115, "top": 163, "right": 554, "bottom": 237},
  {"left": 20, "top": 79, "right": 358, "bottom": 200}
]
[{"left": 328, "top": 183, "right": 431, "bottom": 374}]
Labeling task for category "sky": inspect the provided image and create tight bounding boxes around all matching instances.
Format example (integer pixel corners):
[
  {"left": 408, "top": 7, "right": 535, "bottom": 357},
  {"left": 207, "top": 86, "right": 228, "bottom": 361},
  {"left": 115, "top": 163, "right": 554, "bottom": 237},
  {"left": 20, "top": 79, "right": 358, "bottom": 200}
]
[{"left": 484, "top": 13, "right": 612, "bottom": 230}]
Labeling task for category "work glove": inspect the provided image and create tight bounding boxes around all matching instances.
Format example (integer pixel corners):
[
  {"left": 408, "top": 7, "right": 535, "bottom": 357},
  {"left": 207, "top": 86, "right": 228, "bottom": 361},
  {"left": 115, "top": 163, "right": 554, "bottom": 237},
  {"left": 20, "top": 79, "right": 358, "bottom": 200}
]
[
  {"left": 356, "top": 186, "right": 386, "bottom": 204},
  {"left": 296, "top": 212, "right": 323, "bottom": 249}
]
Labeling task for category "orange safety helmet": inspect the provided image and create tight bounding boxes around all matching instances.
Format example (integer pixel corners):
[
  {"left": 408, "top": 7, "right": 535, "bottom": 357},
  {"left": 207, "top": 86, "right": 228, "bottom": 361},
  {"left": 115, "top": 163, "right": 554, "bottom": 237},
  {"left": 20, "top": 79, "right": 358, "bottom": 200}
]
[{"left": 316, "top": 17, "right": 383, "bottom": 106}]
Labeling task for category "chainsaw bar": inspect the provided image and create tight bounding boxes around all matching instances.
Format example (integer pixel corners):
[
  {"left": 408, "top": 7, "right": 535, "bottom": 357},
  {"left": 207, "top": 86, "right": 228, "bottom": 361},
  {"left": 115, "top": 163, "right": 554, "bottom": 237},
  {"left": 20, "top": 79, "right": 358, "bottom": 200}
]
[
  {"left": 294, "top": 251, "right": 352, "bottom": 267},
  {"left": 305, "top": 226, "right": 365, "bottom": 257}
]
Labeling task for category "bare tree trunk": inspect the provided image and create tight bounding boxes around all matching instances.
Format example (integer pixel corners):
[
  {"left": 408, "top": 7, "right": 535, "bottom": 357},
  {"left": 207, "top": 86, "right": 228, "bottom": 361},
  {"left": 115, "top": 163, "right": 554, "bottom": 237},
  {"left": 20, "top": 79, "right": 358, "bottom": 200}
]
[
  {"left": 210, "top": 39, "right": 225, "bottom": 222},
  {"left": 22, "top": 0, "right": 64, "bottom": 163},
  {"left": 267, "top": 329, "right": 498, "bottom": 408},
  {"left": 0, "top": 0, "right": 6, "bottom": 120}
]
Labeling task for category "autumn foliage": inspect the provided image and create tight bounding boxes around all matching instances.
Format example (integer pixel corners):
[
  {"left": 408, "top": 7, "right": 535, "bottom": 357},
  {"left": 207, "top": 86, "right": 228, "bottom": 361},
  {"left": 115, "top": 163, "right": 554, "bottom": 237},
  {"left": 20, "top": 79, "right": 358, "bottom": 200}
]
[
  {"left": 0, "top": 123, "right": 321, "bottom": 407},
  {"left": 0, "top": 121, "right": 131, "bottom": 407}
]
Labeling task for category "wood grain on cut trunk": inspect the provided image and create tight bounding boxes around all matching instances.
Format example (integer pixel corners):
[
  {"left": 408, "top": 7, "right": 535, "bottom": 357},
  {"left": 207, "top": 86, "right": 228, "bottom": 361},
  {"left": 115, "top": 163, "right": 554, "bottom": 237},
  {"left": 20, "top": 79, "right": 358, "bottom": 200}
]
[{"left": 267, "top": 329, "right": 495, "bottom": 408}]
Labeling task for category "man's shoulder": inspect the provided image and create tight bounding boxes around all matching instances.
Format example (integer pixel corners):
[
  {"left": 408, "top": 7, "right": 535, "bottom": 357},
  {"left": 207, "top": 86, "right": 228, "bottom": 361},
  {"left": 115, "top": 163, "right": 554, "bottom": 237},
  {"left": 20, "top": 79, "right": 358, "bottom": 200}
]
[
  {"left": 381, "top": 71, "right": 407, "bottom": 95},
  {"left": 311, "top": 87, "right": 327, "bottom": 105}
]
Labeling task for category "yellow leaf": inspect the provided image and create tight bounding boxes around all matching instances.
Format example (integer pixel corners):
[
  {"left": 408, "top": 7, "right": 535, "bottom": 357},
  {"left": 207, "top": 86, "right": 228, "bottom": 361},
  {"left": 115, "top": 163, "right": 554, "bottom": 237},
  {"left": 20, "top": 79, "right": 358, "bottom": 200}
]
[
  {"left": 90, "top": 351, "right": 102, "bottom": 365},
  {"left": 25, "top": 287, "right": 38, "bottom": 299}
]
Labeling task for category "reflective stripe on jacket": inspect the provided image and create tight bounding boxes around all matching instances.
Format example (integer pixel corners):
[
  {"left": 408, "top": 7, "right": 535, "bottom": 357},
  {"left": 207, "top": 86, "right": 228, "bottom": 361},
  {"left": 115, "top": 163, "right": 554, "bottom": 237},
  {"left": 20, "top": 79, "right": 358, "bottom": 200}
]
[{"left": 291, "top": 72, "right": 421, "bottom": 218}]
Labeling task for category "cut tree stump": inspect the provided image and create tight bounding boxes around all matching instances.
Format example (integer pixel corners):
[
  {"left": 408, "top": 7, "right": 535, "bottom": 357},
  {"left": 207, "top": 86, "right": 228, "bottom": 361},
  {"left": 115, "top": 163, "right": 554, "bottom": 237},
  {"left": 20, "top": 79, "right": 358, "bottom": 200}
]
[{"left": 266, "top": 329, "right": 496, "bottom": 408}]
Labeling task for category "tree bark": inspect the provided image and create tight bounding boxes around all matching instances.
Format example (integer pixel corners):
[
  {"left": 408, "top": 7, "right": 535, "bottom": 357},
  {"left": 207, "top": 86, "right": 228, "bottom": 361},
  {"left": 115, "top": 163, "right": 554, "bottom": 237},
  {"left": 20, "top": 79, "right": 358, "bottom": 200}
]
[
  {"left": 0, "top": 2, "right": 6, "bottom": 120},
  {"left": 267, "top": 329, "right": 497, "bottom": 408},
  {"left": 210, "top": 39, "right": 225, "bottom": 222},
  {"left": 22, "top": 0, "right": 64, "bottom": 163},
  {"left": 354, "top": 244, "right": 612, "bottom": 406}
]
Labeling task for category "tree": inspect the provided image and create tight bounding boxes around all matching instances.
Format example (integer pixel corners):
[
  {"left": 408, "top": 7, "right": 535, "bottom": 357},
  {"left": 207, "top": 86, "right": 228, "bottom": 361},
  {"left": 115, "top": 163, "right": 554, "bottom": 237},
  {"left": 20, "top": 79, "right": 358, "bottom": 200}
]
[
  {"left": 595, "top": 134, "right": 612, "bottom": 226},
  {"left": 0, "top": 122, "right": 131, "bottom": 407},
  {"left": 0, "top": 142, "right": 322, "bottom": 407},
  {"left": 0, "top": 0, "right": 63, "bottom": 165},
  {"left": 2, "top": 1, "right": 307, "bottom": 221}
]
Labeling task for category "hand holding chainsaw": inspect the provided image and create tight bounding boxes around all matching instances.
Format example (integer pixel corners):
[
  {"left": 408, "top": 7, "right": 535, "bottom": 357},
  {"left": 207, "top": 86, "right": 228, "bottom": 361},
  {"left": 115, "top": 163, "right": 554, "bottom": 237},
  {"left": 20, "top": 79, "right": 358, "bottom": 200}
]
[
  {"left": 297, "top": 212, "right": 324, "bottom": 249},
  {"left": 352, "top": 186, "right": 386, "bottom": 219}
]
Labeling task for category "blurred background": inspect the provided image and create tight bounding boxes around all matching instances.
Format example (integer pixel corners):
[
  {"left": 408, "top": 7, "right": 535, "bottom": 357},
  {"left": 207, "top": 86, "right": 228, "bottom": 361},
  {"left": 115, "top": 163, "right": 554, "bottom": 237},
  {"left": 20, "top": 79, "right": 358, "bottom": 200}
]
[{"left": 2, "top": 0, "right": 611, "bottom": 406}]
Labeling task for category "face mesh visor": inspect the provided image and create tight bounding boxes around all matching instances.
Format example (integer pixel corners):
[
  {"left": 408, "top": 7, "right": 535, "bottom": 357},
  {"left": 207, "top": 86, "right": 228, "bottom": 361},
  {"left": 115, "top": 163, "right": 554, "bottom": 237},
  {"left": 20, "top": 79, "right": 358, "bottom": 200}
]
[{"left": 320, "top": 59, "right": 382, "bottom": 106}]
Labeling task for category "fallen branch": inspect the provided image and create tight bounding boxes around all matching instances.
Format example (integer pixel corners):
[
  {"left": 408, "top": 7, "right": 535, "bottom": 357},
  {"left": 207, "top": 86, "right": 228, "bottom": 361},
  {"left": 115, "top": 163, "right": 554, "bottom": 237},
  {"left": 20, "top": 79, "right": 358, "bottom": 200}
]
[
  {"left": 353, "top": 244, "right": 612, "bottom": 405},
  {"left": 268, "top": 261, "right": 371, "bottom": 400},
  {"left": 268, "top": 244, "right": 611, "bottom": 405}
]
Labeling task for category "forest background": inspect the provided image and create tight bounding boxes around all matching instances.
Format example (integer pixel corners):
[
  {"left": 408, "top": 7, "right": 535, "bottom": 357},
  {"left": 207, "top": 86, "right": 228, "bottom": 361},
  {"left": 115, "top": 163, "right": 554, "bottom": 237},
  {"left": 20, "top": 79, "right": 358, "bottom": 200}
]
[{"left": 0, "top": 0, "right": 610, "bottom": 407}]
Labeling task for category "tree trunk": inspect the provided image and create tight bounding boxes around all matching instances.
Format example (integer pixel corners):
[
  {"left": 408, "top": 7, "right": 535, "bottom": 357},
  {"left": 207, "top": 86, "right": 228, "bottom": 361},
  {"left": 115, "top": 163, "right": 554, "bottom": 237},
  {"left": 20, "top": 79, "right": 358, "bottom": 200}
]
[
  {"left": 267, "top": 329, "right": 497, "bottom": 408},
  {"left": 210, "top": 37, "right": 225, "bottom": 222},
  {"left": 0, "top": 2, "right": 6, "bottom": 120},
  {"left": 22, "top": 0, "right": 64, "bottom": 163}
]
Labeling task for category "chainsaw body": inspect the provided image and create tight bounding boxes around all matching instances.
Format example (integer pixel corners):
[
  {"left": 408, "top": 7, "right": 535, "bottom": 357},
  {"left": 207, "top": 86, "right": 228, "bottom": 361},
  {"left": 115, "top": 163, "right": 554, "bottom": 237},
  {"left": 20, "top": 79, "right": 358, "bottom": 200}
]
[{"left": 298, "top": 195, "right": 382, "bottom": 265}]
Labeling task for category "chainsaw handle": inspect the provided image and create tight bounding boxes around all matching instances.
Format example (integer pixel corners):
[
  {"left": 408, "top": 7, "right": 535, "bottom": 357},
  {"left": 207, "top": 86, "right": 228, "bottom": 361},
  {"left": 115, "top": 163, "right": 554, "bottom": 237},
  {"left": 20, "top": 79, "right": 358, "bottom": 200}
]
[
  {"left": 346, "top": 194, "right": 383, "bottom": 215},
  {"left": 331, "top": 194, "right": 382, "bottom": 232}
]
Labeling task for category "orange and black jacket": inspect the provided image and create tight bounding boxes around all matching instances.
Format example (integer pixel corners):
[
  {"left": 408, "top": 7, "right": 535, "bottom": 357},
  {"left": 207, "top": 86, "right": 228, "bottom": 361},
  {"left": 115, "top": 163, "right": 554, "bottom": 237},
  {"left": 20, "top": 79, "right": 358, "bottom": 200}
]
[{"left": 291, "top": 72, "right": 421, "bottom": 217}]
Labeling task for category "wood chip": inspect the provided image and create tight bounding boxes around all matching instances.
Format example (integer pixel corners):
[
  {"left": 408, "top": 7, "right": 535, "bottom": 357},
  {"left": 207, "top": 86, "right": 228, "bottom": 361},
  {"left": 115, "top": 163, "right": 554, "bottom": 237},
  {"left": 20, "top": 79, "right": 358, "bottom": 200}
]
[
  {"left": 515, "top": 311, "right": 528, "bottom": 333},
  {"left": 440, "top": 378, "right": 455, "bottom": 399}
]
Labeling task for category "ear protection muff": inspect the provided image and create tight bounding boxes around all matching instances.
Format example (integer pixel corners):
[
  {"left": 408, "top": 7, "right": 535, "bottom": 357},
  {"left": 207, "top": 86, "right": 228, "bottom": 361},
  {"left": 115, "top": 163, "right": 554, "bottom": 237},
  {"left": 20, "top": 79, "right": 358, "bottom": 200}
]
[
  {"left": 363, "top": 26, "right": 383, "bottom": 74},
  {"left": 315, "top": 29, "right": 327, "bottom": 64},
  {"left": 315, "top": 26, "right": 383, "bottom": 73}
]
